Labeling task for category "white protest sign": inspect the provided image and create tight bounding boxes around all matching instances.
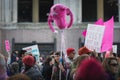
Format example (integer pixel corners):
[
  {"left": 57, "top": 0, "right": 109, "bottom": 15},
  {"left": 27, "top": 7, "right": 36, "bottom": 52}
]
[
  {"left": 112, "top": 45, "right": 117, "bottom": 53},
  {"left": 84, "top": 24, "right": 105, "bottom": 52},
  {"left": 23, "top": 45, "right": 40, "bottom": 62}
]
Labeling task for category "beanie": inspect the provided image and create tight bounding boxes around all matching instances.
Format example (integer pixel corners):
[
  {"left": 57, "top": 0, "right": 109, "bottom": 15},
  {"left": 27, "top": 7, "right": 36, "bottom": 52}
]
[
  {"left": 105, "top": 51, "right": 110, "bottom": 58},
  {"left": 75, "top": 58, "right": 106, "bottom": 80},
  {"left": 78, "top": 46, "right": 91, "bottom": 55},
  {"left": 22, "top": 55, "right": 35, "bottom": 67},
  {"left": 66, "top": 48, "right": 75, "bottom": 56}
]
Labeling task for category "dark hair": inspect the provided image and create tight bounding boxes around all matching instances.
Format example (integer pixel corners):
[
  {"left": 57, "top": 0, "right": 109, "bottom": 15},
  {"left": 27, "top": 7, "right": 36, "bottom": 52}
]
[
  {"left": 49, "top": 51, "right": 54, "bottom": 55},
  {"left": 108, "top": 57, "right": 118, "bottom": 65},
  {"left": 19, "top": 50, "right": 27, "bottom": 57},
  {"left": 24, "top": 65, "right": 32, "bottom": 72},
  {"left": 112, "top": 53, "right": 117, "bottom": 57},
  {"left": 10, "top": 62, "right": 19, "bottom": 75},
  {"left": 44, "top": 56, "right": 52, "bottom": 64},
  {"left": 54, "top": 51, "right": 60, "bottom": 56},
  {"left": 33, "top": 56, "right": 36, "bottom": 63}
]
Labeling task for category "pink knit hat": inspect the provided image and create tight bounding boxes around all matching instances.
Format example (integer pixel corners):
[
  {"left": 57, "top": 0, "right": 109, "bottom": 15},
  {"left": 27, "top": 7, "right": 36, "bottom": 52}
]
[{"left": 105, "top": 51, "right": 110, "bottom": 58}]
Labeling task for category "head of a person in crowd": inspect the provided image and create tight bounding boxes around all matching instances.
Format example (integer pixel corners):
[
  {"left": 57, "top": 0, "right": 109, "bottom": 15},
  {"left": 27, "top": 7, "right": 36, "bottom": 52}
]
[
  {"left": 96, "top": 53, "right": 103, "bottom": 62},
  {"left": 12, "top": 50, "right": 18, "bottom": 55},
  {"left": 9, "top": 62, "right": 19, "bottom": 75},
  {"left": 112, "top": 53, "right": 117, "bottom": 57},
  {"left": 27, "top": 52, "right": 33, "bottom": 56},
  {"left": 19, "top": 50, "right": 27, "bottom": 58},
  {"left": 66, "top": 48, "right": 76, "bottom": 60},
  {"left": 75, "top": 58, "right": 107, "bottom": 80},
  {"left": 0, "top": 53, "right": 7, "bottom": 80},
  {"left": 75, "top": 54, "right": 90, "bottom": 68},
  {"left": 49, "top": 51, "right": 55, "bottom": 58},
  {"left": 102, "top": 57, "right": 118, "bottom": 74},
  {"left": 105, "top": 51, "right": 111, "bottom": 58},
  {"left": 44, "top": 56, "right": 53, "bottom": 66},
  {"left": 54, "top": 51, "right": 61, "bottom": 63},
  {"left": 70, "top": 54, "right": 90, "bottom": 76},
  {"left": 22, "top": 55, "right": 35, "bottom": 71},
  {"left": 7, "top": 73, "right": 31, "bottom": 80},
  {"left": 78, "top": 46, "right": 91, "bottom": 55}
]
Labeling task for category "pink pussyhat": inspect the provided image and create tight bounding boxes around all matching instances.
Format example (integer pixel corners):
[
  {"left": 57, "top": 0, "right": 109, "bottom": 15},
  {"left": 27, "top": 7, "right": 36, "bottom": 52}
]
[{"left": 105, "top": 51, "right": 110, "bottom": 58}]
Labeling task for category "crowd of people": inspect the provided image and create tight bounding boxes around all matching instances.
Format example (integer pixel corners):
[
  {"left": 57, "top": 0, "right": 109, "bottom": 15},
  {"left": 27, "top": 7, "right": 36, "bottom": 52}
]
[{"left": 0, "top": 46, "right": 120, "bottom": 80}]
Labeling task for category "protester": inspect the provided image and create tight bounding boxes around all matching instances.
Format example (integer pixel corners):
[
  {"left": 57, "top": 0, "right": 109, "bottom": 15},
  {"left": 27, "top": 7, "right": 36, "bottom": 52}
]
[
  {"left": 69, "top": 54, "right": 90, "bottom": 80},
  {"left": 7, "top": 62, "right": 19, "bottom": 76},
  {"left": 65, "top": 48, "right": 76, "bottom": 80},
  {"left": 17, "top": 50, "right": 27, "bottom": 72},
  {"left": 102, "top": 57, "right": 119, "bottom": 80},
  {"left": 10, "top": 50, "right": 18, "bottom": 63},
  {"left": 75, "top": 58, "right": 108, "bottom": 80},
  {"left": 117, "top": 55, "right": 120, "bottom": 80},
  {"left": 78, "top": 46, "right": 91, "bottom": 55},
  {"left": 42, "top": 56, "right": 53, "bottom": 80},
  {"left": 0, "top": 53, "right": 7, "bottom": 80},
  {"left": 66, "top": 48, "right": 76, "bottom": 63},
  {"left": 7, "top": 73, "right": 31, "bottom": 80},
  {"left": 51, "top": 51, "right": 66, "bottom": 80},
  {"left": 22, "top": 55, "right": 43, "bottom": 80}
]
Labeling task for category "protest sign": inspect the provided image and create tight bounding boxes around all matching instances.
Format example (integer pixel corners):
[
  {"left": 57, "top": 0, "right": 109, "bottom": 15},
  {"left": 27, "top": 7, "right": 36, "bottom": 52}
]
[
  {"left": 84, "top": 24, "right": 105, "bottom": 52},
  {"left": 23, "top": 45, "right": 40, "bottom": 62},
  {"left": 112, "top": 45, "right": 117, "bottom": 53},
  {"left": 5, "top": 40, "right": 10, "bottom": 52}
]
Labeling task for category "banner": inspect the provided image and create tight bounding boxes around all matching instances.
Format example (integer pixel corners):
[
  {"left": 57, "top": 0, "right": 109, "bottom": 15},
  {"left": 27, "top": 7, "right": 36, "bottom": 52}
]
[
  {"left": 84, "top": 24, "right": 105, "bottom": 52},
  {"left": 23, "top": 45, "right": 40, "bottom": 62}
]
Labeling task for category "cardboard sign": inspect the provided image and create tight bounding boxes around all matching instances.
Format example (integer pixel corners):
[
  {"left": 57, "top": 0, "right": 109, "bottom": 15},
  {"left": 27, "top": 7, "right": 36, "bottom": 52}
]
[
  {"left": 112, "top": 45, "right": 117, "bottom": 53},
  {"left": 5, "top": 40, "right": 10, "bottom": 52},
  {"left": 23, "top": 45, "right": 40, "bottom": 62},
  {"left": 84, "top": 24, "right": 105, "bottom": 52}
]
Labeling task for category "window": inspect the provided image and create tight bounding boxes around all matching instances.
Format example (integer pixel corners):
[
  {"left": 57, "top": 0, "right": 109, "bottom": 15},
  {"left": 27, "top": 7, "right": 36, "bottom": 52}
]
[
  {"left": 18, "top": 0, "right": 32, "bottom": 22},
  {"left": 104, "top": 0, "right": 118, "bottom": 22},
  {"left": 39, "top": 0, "right": 53, "bottom": 22},
  {"left": 82, "top": 0, "right": 97, "bottom": 22}
]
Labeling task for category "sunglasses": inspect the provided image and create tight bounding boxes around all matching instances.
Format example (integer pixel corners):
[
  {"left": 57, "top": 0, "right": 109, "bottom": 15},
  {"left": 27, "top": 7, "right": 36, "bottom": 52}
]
[{"left": 110, "top": 63, "right": 118, "bottom": 67}]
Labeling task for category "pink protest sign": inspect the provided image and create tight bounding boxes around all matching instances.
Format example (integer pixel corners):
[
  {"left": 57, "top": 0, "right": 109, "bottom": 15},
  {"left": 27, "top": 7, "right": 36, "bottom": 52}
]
[
  {"left": 101, "top": 17, "right": 114, "bottom": 52},
  {"left": 5, "top": 40, "right": 10, "bottom": 52}
]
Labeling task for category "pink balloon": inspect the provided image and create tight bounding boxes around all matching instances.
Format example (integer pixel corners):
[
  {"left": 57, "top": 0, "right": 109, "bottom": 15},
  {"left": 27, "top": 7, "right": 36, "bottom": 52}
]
[{"left": 48, "top": 4, "right": 73, "bottom": 32}]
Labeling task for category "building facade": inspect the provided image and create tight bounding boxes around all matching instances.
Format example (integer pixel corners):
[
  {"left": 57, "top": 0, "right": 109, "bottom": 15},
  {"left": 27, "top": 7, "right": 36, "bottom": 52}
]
[{"left": 0, "top": 0, "right": 120, "bottom": 56}]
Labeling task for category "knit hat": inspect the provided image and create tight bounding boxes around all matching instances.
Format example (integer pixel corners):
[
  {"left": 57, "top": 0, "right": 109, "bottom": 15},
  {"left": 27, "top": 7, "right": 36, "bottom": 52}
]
[
  {"left": 66, "top": 48, "right": 75, "bottom": 56},
  {"left": 75, "top": 58, "right": 107, "bottom": 80},
  {"left": 105, "top": 51, "right": 110, "bottom": 58},
  {"left": 78, "top": 46, "right": 91, "bottom": 55},
  {"left": 22, "top": 55, "right": 35, "bottom": 66}
]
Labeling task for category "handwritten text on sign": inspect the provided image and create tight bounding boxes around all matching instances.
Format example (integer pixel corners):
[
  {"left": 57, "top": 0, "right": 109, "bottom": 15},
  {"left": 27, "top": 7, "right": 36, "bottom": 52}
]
[
  {"left": 84, "top": 24, "right": 105, "bottom": 52},
  {"left": 23, "top": 45, "right": 40, "bottom": 62}
]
